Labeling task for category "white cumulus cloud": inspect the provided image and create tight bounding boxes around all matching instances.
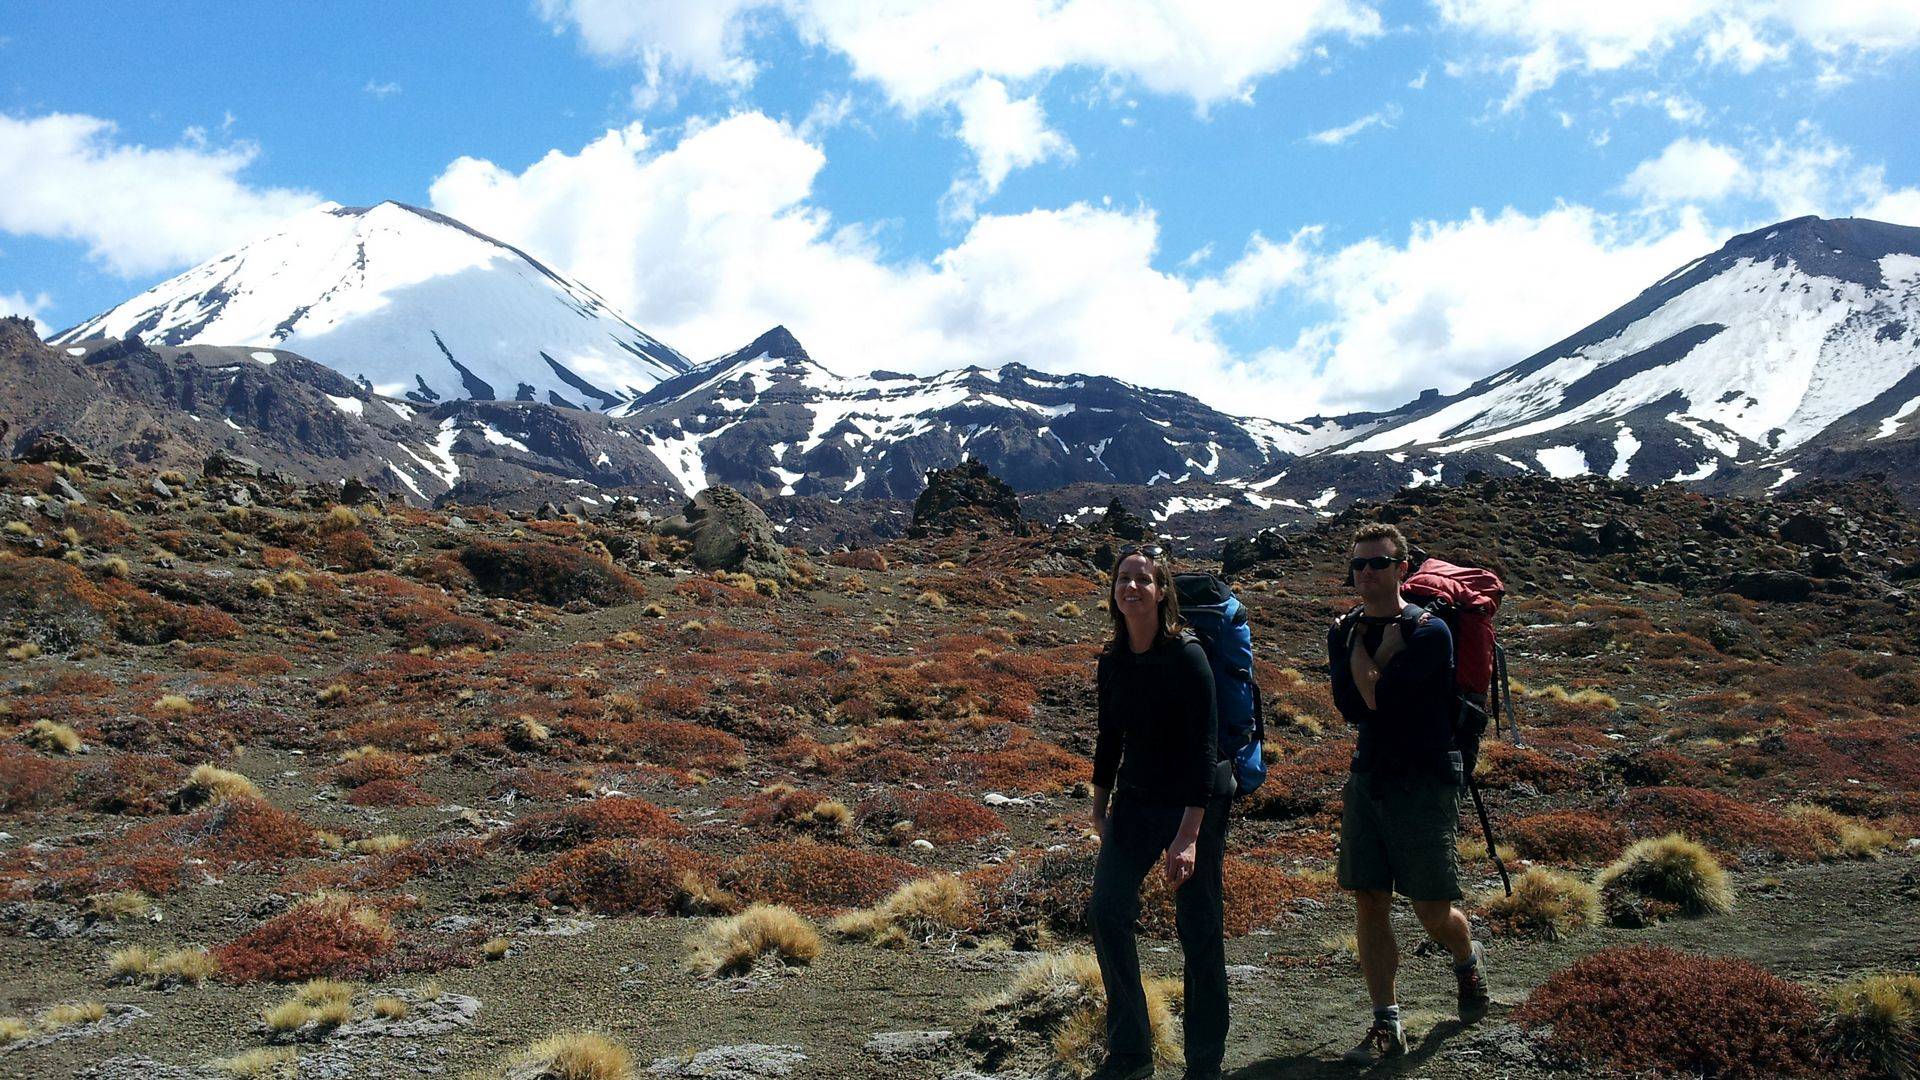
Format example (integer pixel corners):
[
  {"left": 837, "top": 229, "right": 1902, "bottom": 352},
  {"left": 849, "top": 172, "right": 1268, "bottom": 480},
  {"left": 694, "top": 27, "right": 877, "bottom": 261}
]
[
  {"left": 1435, "top": 0, "right": 1920, "bottom": 107},
  {"left": 0, "top": 112, "right": 320, "bottom": 277},
  {"left": 1620, "top": 138, "right": 1749, "bottom": 205},
  {"left": 428, "top": 114, "right": 1323, "bottom": 418},
  {"left": 944, "top": 76, "right": 1074, "bottom": 220},
  {"left": 1, "top": 289, "right": 52, "bottom": 326}
]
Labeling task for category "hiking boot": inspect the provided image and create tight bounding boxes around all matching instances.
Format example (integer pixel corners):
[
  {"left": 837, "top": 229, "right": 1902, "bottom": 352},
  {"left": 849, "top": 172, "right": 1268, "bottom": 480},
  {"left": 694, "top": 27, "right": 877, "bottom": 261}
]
[
  {"left": 1088, "top": 1055, "right": 1154, "bottom": 1080},
  {"left": 1456, "top": 940, "right": 1490, "bottom": 1021},
  {"left": 1341, "top": 1020, "right": 1407, "bottom": 1065}
]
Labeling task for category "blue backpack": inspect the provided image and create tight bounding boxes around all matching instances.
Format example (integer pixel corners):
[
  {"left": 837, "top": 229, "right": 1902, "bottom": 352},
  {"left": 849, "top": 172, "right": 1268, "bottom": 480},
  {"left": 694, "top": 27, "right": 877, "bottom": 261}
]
[{"left": 1174, "top": 573, "right": 1266, "bottom": 796}]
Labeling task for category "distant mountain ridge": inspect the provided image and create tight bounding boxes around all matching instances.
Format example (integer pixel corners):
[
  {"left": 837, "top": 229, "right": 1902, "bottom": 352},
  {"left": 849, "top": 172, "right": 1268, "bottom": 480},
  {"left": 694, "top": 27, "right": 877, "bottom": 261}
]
[{"left": 11, "top": 211, "right": 1920, "bottom": 547}]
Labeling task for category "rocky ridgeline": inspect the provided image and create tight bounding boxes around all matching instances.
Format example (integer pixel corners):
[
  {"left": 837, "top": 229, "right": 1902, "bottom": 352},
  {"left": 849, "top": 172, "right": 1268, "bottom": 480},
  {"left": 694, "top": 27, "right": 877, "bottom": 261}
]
[{"left": 1224, "top": 470, "right": 1920, "bottom": 608}]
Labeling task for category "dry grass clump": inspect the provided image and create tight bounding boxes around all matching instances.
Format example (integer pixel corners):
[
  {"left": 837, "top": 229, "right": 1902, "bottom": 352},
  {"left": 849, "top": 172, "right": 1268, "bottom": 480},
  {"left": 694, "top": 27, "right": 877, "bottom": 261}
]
[
  {"left": 347, "top": 834, "right": 410, "bottom": 856},
  {"left": 109, "top": 944, "right": 217, "bottom": 986},
  {"left": 85, "top": 890, "right": 153, "bottom": 920},
  {"left": 317, "top": 683, "right": 350, "bottom": 706},
  {"left": 25, "top": 719, "right": 82, "bottom": 754},
  {"left": 215, "top": 894, "right": 396, "bottom": 983},
  {"left": 371, "top": 995, "right": 409, "bottom": 1020},
  {"left": 1786, "top": 803, "right": 1896, "bottom": 861},
  {"left": 212, "top": 1046, "right": 299, "bottom": 1078},
  {"left": 968, "top": 952, "right": 1181, "bottom": 1076},
  {"left": 482, "top": 937, "right": 511, "bottom": 961},
  {"left": 1822, "top": 972, "right": 1920, "bottom": 1080},
  {"left": 491, "top": 1031, "right": 634, "bottom": 1080},
  {"left": 1481, "top": 868, "right": 1602, "bottom": 941},
  {"left": 1053, "top": 602, "right": 1082, "bottom": 619},
  {"left": 1516, "top": 946, "right": 1829, "bottom": 1078},
  {"left": 1596, "top": 834, "right": 1733, "bottom": 923},
  {"left": 917, "top": 589, "right": 949, "bottom": 610},
  {"left": 1, "top": 1001, "right": 109, "bottom": 1043},
  {"left": 686, "top": 903, "right": 822, "bottom": 977},
  {"left": 5, "top": 641, "right": 41, "bottom": 661},
  {"left": 152, "top": 693, "right": 194, "bottom": 717},
  {"left": 832, "top": 875, "right": 977, "bottom": 950},
  {"left": 262, "top": 978, "right": 354, "bottom": 1033},
  {"left": 174, "top": 763, "right": 261, "bottom": 807}
]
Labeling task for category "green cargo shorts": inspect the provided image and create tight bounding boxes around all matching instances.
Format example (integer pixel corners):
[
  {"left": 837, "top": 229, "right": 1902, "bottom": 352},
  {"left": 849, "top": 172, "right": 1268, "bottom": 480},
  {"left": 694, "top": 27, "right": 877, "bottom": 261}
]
[{"left": 1336, "top": 769, "right": 1462, "bottom": 901}]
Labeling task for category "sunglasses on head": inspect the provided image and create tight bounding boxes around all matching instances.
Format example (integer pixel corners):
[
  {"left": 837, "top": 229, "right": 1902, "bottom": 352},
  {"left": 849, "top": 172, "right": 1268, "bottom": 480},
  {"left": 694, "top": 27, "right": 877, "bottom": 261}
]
[
  {"left": 1117, "top": 544, "right": 1165, "bottom": 560},
  {"left": 1350, "top": 555, "right": 1405, "bottom": 572}
]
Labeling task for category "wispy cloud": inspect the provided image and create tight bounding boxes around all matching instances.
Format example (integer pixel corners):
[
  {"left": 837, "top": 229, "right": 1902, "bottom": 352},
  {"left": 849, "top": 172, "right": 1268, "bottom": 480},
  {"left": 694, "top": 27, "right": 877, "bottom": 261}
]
[
  {"left": 363, "top": 80, "right": 402, "bottom": 99},
  {"left": 1305, "top": 103, "right": 1402, "bottom": 145}
]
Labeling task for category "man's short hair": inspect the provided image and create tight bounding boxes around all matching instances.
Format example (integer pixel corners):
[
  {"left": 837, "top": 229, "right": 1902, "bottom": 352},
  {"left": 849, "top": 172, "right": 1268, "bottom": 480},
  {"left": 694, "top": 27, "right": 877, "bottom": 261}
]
[{"left": 1352, "top": 522, "right": 1408, "bottom": 560}]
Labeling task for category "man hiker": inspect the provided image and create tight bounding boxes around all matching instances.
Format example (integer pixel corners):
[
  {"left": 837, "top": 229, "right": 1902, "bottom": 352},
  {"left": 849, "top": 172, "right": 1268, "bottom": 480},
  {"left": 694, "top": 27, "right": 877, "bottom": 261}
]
[{"left": 1327, "top": 523, "right": 1489, "bottom": 1064}]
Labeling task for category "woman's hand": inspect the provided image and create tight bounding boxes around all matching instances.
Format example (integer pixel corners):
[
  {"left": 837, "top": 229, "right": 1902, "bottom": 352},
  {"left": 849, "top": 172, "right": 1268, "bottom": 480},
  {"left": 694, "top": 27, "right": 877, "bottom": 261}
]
[
  {"left": 1091, "top": 807, "right": 1109, "bottom": 841},
  {"left": 1164, "top": 837, "right": 1197, "bottom": 888}
]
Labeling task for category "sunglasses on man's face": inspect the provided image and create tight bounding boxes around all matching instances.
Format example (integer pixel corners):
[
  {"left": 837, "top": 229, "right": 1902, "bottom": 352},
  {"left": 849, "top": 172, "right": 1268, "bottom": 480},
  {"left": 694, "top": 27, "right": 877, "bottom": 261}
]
[
  {"left": 1118, "top": 544, "right": 1165, "bottom": 559},
  {"left": 1350, "top": 555, "right": 1405, "bottom": 572}
]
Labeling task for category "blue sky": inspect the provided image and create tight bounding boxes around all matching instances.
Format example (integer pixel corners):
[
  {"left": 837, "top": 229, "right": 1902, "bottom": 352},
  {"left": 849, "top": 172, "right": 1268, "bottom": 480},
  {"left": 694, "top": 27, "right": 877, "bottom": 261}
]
[{"left": 3, "top": 1, "right": 1917, "bottom": 417}]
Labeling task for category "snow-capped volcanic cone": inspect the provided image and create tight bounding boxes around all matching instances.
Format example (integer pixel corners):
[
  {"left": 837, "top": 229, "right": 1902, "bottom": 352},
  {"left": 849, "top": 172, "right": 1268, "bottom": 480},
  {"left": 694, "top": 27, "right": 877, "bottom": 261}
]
[
  {"left": 1326, "top": 216, "right": 1920, "bottom": 486},
  {"left": 54, "top": 201, "right": 690, "bottom": 409}
]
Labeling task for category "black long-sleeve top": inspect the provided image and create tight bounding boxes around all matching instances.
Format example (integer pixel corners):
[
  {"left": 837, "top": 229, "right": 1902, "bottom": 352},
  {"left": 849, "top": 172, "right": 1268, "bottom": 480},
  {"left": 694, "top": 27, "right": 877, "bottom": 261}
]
[
  {"left": 1328, "top": 606, "right": 1456, "bottom": 774},
  {"left": 1092, "top": 633, "right": 1218, "bottom": 807}
]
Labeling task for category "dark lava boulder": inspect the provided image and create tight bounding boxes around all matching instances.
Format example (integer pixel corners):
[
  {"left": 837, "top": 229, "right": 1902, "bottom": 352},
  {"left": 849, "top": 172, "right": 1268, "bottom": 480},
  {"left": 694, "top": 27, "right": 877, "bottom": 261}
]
[
  {"left": 1726, "top": 569, "right": 1814, "bottom": 602},
  {"left": 1222, "top": 529, "right": 1294, "bottom": 579},
  {"left": 660, "top": 485, "right": 791, "bottom": 582},
  {"left": 907, "top": 458, "right": 1027, "bottom": 538},
  {"left": 1092, "top": 497, "right": 1147, "bottom": 541}
]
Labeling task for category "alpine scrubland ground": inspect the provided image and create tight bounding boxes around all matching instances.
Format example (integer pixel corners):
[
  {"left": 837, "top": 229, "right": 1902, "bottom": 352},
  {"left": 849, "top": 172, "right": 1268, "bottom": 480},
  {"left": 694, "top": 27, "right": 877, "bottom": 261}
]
[{"left": 1, "top": 454, "right": 1916, "bottom": 1079}]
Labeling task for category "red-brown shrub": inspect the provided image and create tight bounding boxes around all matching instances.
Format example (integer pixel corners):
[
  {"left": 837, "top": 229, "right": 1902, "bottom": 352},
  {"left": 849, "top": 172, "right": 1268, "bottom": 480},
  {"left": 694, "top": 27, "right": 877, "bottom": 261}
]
[
  {"left": 854, "top": 790, "right": 1006, "bottom": 844},
  {"left": 0, "top": 747, "right": 73, "bottom": 811},
  {"left": 501, "top": 796, "right": 685, "bottom": 850},
  {"left": 214, "top": 895, "right": 397, "bottom": 983},
  {"left": 340, "top": 715, "right": 446, "bottom": 753},
  {"left": 563, "top": 717, "right": 743, "bottom": 771},
  {"left": 508, "top": 839, "right": 717, "bottom": 914},
  {"left": 459, "top": 540, "right": 641, "bottom": 607},
  {"left": 939, "top": 736, "right": 1088, "bottom": 793},
  {"left": 1620, "top": 787, "right": 1820, "bottom": 862},
  {"left": 290, "top": 836, "right": 484, "bottom": 893},
  {"left": 380, "top": 601, "right": 504, "bottom": 650},
  {"left": 1507, "top": 811, "right": 1628, "bottom": 865},
  {"left": 720, "top": 838, "right": 922, "bottom": 914},
  {"left": 1515, "top": 946, "right": 1829, "bottom": 1078},
  {"left": 73, "top": 753, "right": 188, "bottom": 815},
  {"left": 828, "top": 549, "right": 887, "bottom": 572},
  {"left": 1475, "top": 742, "right": 1582, "bottom": 792}
]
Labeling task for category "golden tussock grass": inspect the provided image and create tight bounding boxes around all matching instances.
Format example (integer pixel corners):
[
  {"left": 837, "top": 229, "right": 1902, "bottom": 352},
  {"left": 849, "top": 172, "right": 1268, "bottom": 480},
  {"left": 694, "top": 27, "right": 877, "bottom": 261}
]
[
  {"left": 1481, "top": 868, "right": 1603, "bottom": 941},
  {"left": 1822, "top": 972, "right": 1920, "bottom": 1080},
  {"left": 213, "top": 1046, "right": 299, "bottom": 1078},
  {"left": 179, "top": 763, "right": 261, "bottom": 804},
  {"left": 153, "top": 694, "right": 194, "bottom": 717},
  {"left": 1053, "top": 602, "right": 1082, "bottom": 619},
  {"left": 686, "top": 903, "right": 822, "bottom": 977},
  {"left": 26, "top": 719, "right": 82, "bottom": 754},
  {"left": 5, "top": 641, "right": 40, "bottom": 661},
  {"left": 490, "top": 1031, "right": 634, "bottom": 1080},
  {"left": 1786, "top": 804, "right": 1896, "bottom": 861},
  {"left": 86, "top": 891, "right": 153, "bottom": 920},
  {"left": 482, "top": 937, "right": 512, "bottom": 961},
  {"left": 317, "top": 683, "right": 350, "bottom": 705},
  {"left": 973, "top": 951, "right": 1181, "bottom": 1075},
  {"left": 832, "top": 875, "right": 977, "bottom": 948},
  {"left": 348, "top": 834, "right": 410, "bottom": 856},
  {"left": 1597, "top": 834, "right": 1733, "bottom": 917},
  {"left": 371, "top": 996, "right": 409, "bottom": 1020}
]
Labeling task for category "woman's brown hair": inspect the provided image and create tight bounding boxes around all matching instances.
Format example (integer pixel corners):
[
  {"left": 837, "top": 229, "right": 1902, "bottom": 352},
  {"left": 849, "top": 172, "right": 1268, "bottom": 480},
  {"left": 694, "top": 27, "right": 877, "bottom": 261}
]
[{"left": 1103, "top": 548, "right": 1184, "bottom": 654}]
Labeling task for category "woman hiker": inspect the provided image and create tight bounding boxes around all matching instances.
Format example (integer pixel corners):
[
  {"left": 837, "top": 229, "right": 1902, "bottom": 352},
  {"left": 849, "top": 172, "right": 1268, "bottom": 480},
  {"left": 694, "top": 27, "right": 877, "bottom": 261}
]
[{"left": 1086, "top": 543, "right": 1232, "bottom": 1080}]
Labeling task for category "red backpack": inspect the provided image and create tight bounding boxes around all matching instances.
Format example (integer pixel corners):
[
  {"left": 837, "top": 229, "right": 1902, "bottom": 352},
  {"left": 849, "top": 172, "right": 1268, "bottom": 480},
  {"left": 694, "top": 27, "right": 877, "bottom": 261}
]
[{"left": 1399, "top": 557, "right": 1521, "bottom": 773}]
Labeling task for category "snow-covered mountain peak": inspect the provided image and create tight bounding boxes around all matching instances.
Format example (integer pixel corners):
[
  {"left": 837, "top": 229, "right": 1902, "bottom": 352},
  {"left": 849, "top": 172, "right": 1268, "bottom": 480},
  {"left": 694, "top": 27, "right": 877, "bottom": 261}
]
[
  {"left": 1332, "top": 216, "right": 1920, "bottom": 480},
  {"left": 54, "top": 201, "right": 690, "bottom": 410}
]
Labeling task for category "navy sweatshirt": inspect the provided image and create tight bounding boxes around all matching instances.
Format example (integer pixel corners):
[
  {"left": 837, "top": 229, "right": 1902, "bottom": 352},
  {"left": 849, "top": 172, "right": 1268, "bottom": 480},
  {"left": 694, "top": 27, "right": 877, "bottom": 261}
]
[
  {"left": 1327, "top": 605, "right": 1456, "bottom": 775},
  {"left": 1092, "top": 633, "right": 1218, "bottom": 807}
]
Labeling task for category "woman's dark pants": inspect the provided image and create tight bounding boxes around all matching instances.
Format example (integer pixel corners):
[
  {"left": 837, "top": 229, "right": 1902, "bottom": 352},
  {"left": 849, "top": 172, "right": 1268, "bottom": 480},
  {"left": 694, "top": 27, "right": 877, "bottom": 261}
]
[{"left": 1088, "top": 793, "right": 1231, "bottom": 1071}]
